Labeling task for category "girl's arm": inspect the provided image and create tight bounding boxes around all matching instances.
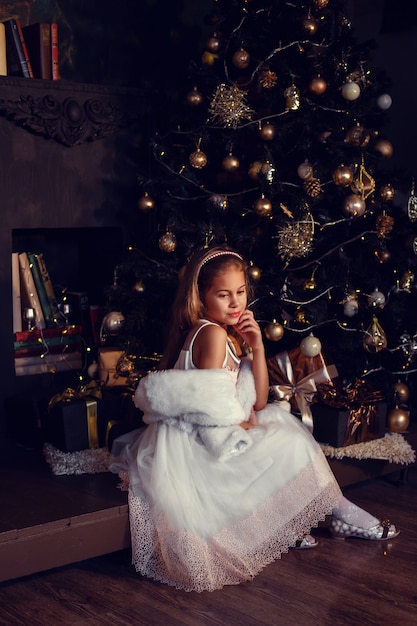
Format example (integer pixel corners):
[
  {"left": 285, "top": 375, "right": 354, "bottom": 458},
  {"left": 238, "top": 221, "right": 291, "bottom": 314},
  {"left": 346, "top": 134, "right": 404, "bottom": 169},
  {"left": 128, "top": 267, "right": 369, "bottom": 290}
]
[
  {"left": 236, "top": 310, "right": 269, "bottom": 410},
  {"left": 192, "top": 324, "right": 228, "bottom": 369}
]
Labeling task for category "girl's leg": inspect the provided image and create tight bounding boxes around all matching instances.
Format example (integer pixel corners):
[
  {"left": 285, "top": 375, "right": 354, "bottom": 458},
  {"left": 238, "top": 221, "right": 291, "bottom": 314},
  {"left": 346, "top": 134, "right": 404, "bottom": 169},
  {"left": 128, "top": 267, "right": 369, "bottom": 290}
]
[{"left": 330, "top": 495, "right": 399, "bottom": 540}]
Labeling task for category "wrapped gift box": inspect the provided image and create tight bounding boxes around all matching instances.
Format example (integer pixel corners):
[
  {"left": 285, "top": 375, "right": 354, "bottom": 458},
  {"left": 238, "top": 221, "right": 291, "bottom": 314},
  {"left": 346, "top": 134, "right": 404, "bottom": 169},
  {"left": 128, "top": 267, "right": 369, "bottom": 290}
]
[
  {"left": 311, "top": 402, "right": 387, "bottom": 447},
  {"left": 267, "top": 346, "right": 340, "bottom": 432},
  {"left": 42, "top": 387, "right": 144, "bottom": 452},
  {"left": 42, "top": 397, "right": 100, "bottom": 453}
]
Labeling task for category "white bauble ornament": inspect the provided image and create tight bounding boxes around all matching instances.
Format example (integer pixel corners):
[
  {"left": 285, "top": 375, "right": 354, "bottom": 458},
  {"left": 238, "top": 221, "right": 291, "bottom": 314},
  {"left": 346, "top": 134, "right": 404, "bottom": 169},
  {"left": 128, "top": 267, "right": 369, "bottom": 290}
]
[
  {"left": 343, "top": 293, "right": 359, "bottom": 317},
  {"left": 341, "top": 82, "right": 361, "bottom": 101},
  {"left": 377, "top": 93, "right": 392, "bottom": 110},
  {"left": 300, "top": 333, "right": 322, "bottom": 357},
  {"left": 368, "top": 288, "right": 386, "bottom": 308},
  {"left": 87, "top": 361, "right": 98, "bottom": 379}
]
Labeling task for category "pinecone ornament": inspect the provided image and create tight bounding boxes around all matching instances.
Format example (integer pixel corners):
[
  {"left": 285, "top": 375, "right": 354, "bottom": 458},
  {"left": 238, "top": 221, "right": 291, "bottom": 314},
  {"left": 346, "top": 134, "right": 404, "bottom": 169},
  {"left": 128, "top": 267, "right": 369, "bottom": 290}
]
[
  {"left": 376, "top": 213, "right": 394, "bottom": 238},
  {"left": 303, "top": 177, "right": 322, "bottom": 197}
]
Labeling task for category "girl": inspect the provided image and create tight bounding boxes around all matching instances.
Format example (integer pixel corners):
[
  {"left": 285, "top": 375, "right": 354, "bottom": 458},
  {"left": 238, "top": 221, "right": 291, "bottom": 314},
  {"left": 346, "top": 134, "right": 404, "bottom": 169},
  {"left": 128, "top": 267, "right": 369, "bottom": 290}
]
[{"left": 111, "top": 245, "right": 398, "bottom": 593}]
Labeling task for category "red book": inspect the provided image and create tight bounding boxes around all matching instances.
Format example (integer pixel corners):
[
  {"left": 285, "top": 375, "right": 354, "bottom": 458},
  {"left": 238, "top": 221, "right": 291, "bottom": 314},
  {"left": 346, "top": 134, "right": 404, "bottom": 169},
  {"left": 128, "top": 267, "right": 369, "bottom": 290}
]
[
  {"left": 51, "top": 22, "right": 59, "bottom": 80},
  {"left": 15, "top": 324, "right": 82, "bottom": 343}
]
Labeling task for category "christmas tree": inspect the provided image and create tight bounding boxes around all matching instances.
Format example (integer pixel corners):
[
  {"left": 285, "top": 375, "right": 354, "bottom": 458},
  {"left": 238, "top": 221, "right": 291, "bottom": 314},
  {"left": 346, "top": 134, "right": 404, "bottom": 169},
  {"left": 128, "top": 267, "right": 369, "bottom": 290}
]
[{"left": 102, "top": 0, "right": 416, "bottom": 418}]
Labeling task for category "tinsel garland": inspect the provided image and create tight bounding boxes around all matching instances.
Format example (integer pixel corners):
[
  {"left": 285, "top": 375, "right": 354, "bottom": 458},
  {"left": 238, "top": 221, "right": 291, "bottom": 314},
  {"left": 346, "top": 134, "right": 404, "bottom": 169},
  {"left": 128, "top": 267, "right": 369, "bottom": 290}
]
[{"left": 43, "top": 433, "right": 415, "bottom": 476}]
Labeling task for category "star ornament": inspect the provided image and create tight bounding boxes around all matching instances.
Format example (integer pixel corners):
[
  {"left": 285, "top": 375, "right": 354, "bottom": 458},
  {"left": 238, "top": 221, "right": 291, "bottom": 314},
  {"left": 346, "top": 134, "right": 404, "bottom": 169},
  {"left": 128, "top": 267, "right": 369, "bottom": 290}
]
[{"left": 209, "top": 83, "right": 254, "bottom": 128}]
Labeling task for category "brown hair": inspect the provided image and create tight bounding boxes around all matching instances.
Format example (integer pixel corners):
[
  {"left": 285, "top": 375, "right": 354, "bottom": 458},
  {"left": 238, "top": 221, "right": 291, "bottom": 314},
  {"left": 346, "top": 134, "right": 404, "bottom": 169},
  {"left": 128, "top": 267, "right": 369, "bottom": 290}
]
[{"left": 158, "top": 245, "right": 250, "bottom": 369}]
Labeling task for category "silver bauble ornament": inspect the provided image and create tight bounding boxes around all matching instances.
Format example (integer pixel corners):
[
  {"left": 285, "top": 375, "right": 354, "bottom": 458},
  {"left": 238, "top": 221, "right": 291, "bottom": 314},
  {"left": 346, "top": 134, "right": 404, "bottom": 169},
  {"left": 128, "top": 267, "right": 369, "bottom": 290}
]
[{"left": 102, "top": 311, "right": 125, "bottom": 335}]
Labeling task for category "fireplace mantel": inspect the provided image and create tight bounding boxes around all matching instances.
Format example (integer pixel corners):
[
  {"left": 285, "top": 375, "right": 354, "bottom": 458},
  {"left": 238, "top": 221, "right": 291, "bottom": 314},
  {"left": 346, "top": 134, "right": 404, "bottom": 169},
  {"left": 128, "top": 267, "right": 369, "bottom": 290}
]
[{"left": 0, "top": 77, "right": 148, "bottom": 147}]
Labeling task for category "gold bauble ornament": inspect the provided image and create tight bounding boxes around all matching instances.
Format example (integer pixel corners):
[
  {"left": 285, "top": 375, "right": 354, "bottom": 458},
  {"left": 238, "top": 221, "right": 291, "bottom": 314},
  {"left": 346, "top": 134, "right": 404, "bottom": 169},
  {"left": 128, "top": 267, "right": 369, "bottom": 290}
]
[
  {"left": 297, "top": 161, "right": 314, "bottom": 180},
  {"left": 313, "top": 0, "right": 329, "bottom": 8},
  {"left": 363, "top": 316, "right": 387, "bottom": 353},
  {"left": 374, "top": 138, "right": 393, "bottom": 158},
  {"left": 300, "top": 333, "right": 322, "bottom": 357},
  {"left": 159, "top": 231, "right": 177, "bottom": 253},
  {"left": 138, "top": 192, "right": 155, "bottom": 212},
  {"left": 333, "top": 164, "right": 354, "bottom": 187},
  {"left": 258, "top": 122, "right": 275, "bottom": 141},
  {"left": 206, "top": 34, "right": 221, "bottom": 53},
  {"left": 309, "top": 76, "right": 327, "bottom": 95},
  {"left": 380, "top": 184, "right": 395, "bottom": 202},
  {"left": 304, "top": 277, "right": 317, "bottom": 290},
  {"left": 264, "top": 320, "right": 285, "bottom": 342},
  {"left": 345, "top": 124, "right": 370, "bottom": 148},
  {"left": 387, "top": 405, "right": 410, "bottom": 433},
  {"left": 133, "top": 280, "right": 145, "bottom": 294},
  {"left": 303, "top": 16, "right": 318, "bottom": 35},
  {"left": 202, "top": 51, "right": 217, "bottom": 66},
  {"left": 392, "top": 380, "right": 410, "bottom": 404},
  {"left": 222, "top": 154, "right": 240, "bottom": 171},
  {"left": 232, "top": 48, "right": 250, "bottom": 69},
  {"left": 189, "top": 148, "right": 208, "bottom": 169},
  {"left": 254, "top": 196, "right": 273, "bottom": 217},
  {"left": 248, "top": 262, "right": 262, "bottom": 281},
  {"left": 186, "top": 86, "right": 203, "bottom": 107},
  {"left": 343, "top": 194, "right": 366, "bottom": 217},
  {"left": 375, "top": 248, "right": 391, "bottom": 263},
  {"left": 295, "top": 308, "right": 309, "bottom": 324}
]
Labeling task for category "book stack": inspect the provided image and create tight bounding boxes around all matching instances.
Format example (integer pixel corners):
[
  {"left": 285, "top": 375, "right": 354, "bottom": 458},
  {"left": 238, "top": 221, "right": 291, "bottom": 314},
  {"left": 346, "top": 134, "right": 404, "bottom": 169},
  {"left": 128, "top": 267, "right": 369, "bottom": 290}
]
[
  {"left": 1, "top": 19, "right": 59, "bottom": 80},
  {"left": 14, "top": 325, "right": 84, "bottom": 376},
  {"left": 12, "top": 251, "right": 84, "bottom": 376}
]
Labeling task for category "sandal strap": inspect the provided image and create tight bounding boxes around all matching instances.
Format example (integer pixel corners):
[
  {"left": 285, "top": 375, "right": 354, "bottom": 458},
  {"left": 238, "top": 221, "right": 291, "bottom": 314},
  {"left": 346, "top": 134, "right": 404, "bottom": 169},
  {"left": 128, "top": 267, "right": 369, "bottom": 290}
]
[{"left": 380, "top": 518, "right": 391, "bottom": 539}]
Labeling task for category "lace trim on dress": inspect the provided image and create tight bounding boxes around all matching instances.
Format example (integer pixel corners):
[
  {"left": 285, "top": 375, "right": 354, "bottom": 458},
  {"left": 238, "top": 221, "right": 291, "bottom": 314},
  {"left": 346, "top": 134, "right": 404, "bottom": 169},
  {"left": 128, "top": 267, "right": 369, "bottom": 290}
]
[{"left": 127, "top": 452, "right": 341, "bottom": 593}]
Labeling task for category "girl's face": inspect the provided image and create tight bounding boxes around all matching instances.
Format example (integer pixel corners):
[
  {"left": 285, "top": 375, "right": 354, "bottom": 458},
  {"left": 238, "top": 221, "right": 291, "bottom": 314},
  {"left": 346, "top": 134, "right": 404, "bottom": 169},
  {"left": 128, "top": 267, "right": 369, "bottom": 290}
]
[{"left": 202, "top": 268, "right": 247, "bottom": 327}]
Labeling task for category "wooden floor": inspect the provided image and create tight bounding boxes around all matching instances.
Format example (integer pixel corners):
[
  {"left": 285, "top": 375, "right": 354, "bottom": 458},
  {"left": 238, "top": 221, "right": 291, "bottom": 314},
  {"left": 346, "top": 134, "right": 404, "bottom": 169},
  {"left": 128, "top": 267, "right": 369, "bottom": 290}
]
[{"left": 0, "top": 462, "right": 416, "bottom": 625}]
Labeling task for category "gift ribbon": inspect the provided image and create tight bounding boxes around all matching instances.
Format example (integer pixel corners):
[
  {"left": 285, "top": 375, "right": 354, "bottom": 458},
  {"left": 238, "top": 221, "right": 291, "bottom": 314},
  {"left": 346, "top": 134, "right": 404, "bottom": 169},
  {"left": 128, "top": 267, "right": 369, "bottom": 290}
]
[
  {"left": 271, "top": 351, "right": 334, "bottom": 432},
  {"left": 316, "top": 379, "right": 384, "bottom": 446}
]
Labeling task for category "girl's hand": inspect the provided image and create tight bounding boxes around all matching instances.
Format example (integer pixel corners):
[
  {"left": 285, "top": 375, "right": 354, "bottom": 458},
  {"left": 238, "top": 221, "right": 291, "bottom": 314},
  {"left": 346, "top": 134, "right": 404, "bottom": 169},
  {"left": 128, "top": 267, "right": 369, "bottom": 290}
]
[{"left": 235, "top": 309, "right": 263, "bottom": 351}]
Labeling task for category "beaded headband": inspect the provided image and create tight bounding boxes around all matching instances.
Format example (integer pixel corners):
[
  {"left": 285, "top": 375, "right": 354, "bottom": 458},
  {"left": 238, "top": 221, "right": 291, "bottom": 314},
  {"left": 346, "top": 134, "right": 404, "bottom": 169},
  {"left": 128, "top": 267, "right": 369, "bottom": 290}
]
[{"left": 199, "top": 250, "right": 243, "bottom": 270}]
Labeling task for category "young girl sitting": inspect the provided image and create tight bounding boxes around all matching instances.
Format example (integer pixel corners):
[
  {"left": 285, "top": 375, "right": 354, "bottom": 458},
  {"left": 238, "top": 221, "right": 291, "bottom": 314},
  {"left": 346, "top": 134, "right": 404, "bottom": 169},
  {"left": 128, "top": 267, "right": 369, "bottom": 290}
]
[{"left": 111, "top": 244, "right": 399, "bottom": 593}]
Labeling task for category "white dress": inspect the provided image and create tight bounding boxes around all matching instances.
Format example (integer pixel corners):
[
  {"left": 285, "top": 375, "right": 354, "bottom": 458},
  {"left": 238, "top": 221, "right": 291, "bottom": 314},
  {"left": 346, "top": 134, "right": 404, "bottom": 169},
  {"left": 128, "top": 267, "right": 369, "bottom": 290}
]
[{"left": 112, "top": 320, "right": 342, "bottom": 592}]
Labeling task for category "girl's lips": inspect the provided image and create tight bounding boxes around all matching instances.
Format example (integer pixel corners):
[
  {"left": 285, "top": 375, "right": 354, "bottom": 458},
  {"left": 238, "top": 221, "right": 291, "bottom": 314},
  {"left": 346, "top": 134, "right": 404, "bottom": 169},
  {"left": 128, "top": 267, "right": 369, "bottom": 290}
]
[{"left": 228, "top": 312, "right": 241, "bottom": 318}]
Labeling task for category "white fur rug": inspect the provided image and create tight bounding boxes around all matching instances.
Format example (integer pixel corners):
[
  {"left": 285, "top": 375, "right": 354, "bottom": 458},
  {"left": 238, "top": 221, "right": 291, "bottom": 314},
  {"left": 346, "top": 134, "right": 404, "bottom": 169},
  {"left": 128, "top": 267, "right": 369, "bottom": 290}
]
[{"left": 43, "top": 432, "right": 415, "bottom": 476}]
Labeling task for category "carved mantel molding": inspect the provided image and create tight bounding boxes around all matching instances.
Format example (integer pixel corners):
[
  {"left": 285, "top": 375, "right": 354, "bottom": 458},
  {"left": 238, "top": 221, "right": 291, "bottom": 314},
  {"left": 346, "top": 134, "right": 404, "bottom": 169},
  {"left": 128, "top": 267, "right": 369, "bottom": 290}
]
[{"left": 0, "top": 77, "right": 148, "bottom": 147}]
